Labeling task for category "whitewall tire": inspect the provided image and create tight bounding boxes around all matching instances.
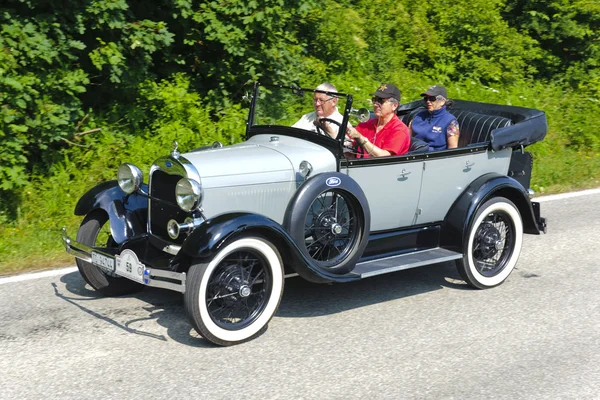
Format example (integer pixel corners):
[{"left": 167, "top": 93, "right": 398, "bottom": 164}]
[
  {"left": 456, "top": 197, "right": 523, "bottom": 289},
  {"left": 184, "top": 236, "right": 284, "bottom": 346}
]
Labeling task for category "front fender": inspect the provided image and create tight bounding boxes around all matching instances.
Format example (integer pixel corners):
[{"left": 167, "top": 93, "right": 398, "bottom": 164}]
[
  {"left": 174, "top": 212, "right": 359, "bottom": 283},
  {"left": 74, "top": 180, "right": 148, "bottom": 244},
  {"left": 441, "top": 173, "right": 540, "bottom": 252}
]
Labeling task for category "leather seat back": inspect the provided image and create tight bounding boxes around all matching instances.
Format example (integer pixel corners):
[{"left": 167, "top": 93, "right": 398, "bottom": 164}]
[
  {"left": 399, "top": 106, "right": 513, "bottom": 148},
  {"left": 453, "top": 110, "right": 513, "bottom": 146}
]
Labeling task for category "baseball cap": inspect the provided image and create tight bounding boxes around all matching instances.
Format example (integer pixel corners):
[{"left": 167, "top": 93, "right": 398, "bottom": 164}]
[
  {"left": 421, "top": 85, "right": 448, "bottom": 99},
  {"left": 371, "top": 83, "right": 401, "bottom": 101}
]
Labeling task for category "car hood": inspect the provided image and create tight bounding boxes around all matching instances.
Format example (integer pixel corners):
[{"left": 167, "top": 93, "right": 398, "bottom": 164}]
[
  {"left": 182, "top": 134, "right": 336, "bottom": 189},
  {"left": 182, "top": 143, "right": 292, "bottom": 188}
]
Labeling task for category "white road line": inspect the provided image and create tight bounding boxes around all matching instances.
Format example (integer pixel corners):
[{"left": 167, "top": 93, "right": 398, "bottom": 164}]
[
  {"left": 535, "top": 188, "right": 600, "bottom": 202},
  {"left": 0, "top": 266, "right": 77, "bottom": 285},
  {"left": 1, "top": 188, "right": 599, "bottom": 284}
]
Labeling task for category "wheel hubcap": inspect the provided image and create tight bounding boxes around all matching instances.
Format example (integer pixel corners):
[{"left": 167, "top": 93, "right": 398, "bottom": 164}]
[
  {"left": 239, "top": 285, "right": 251, "bottom": 298},
  {"left": 206, "top": 250, "right": 271, "bottom": 329},
  {"left": 331, "top": 222, "right": 343, "bottom": 235},
  {"left": 472, "top": 211, "right": 515, "bottom": 277},
  {"left": 303, "top": 190, "right": 360, "bottom": 266},
  {"left": 494, "top": 240, "right": 503, "bottom": 251},
  {"left": 478, "top": 223, "right": 502, "bottom": 258}
]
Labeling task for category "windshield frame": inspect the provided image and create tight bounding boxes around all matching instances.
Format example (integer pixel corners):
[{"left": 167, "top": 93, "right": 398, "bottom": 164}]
[{"left": 245, "top": 83, "right": 356, "bottom": 157}]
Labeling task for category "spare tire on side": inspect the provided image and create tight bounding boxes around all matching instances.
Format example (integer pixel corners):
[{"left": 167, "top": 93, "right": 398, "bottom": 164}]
[{"left": 283, "top": 172, "right": 370, "bottom": 274}]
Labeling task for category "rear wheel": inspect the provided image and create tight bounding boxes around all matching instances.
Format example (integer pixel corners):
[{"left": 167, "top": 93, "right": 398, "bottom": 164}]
[
  {"left": 456, "top": 198, "right": 523, "bottom": 289},
  {"left": 184, "top": 236, "right": 284, "bottom": 346},
  {"left": 76, "top": 210, "right": 144, "bottom": 296}
]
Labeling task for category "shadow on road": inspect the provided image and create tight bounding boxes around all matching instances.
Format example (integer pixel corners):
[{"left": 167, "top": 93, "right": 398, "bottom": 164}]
[
  {"left": 54, "top": 272, "right": 214, "bottom": 348},
  {"left": 277, "top": 261, "right": 468, "bottom": 318},
  {"left": 54, "top": 261, "right": 469, "bottom": 347}
]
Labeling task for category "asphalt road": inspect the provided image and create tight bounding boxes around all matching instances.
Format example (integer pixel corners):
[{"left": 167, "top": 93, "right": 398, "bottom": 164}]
[{"left": 1, "top": 190, "right": 599, "bottom": 400}]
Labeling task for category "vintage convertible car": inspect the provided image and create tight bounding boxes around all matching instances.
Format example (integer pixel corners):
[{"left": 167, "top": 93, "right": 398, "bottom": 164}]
[{"left": 61, "top": 83, "right": 548, "bottom": 346}]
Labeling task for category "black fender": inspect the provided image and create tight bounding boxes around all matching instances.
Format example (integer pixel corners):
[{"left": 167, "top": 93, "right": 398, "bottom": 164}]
[
  {"left": 74, "top": 180, "right": 148, "bottom": 244},
  {"left": 441, "top": 173, "right": 541, "bottom": 252},
  {"left": 174, "top": 212, "right": 360, "bottom": 283},
  {"left": 282, "top": 172, "right": 371, "bottom": 274}
]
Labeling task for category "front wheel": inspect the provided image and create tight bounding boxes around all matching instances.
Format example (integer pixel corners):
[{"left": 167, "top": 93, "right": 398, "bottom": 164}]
[
  {"left": 184, "top": 236, "right": 284, "bottom": 346},
  {"left": 456, "top": 197, "right": 523, "bottom": 289},
  {"left": 76, "top": 210, "right": 144, "bottom": 296}
]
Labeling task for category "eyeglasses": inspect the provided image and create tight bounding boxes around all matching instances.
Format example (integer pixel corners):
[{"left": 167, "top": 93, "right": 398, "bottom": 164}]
[
  {"left": 371, "top": 97, "right": 390, "bottom": 104},
  {"left": 313, "top": 97, "right": 335, "bottom": 105},
  {"left": 423, "top": 95, "right": 444, "bottom": 102}
]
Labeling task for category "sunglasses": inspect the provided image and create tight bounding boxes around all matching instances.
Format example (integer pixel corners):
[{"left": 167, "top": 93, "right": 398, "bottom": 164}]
[
  {"left": 423, "top": 95, "right": 438, "bottom": 102},
  {"left": 371, "top": 97, "right": 390, "bottom": 104}
]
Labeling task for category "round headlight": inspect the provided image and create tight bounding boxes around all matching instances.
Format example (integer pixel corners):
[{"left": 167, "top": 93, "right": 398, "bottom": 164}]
[
  {"left": 299, "top": 161, "right": 313, "bottom": 178},
  {"left": 175, "top": 178, "right": 203, "bottom": 212},
  {"left": 118, "top": 163, "right": 143, "bottom": 194}
]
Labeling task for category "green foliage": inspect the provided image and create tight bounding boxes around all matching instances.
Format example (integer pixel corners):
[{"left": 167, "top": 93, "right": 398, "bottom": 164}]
[
  {"left": 503, "top": 0, "right": 600, "bottom": 94},
  {"left": 0, "top": 12, "right": 89, "bottom": 190},
  {"left": 426, "top": 0, "right": 542, "bottom": 85},
  {"left": 133, "top": 74, "right": 246, "bottom": 151},
  {"left": 358, "top": 0, "right": 432, "bottom": 77},
  {"left": 307, "top": 3, "right": 368, "bottom": 73},
  {"left": 183, "top": 0, "right": 317, "bottom": 104}
]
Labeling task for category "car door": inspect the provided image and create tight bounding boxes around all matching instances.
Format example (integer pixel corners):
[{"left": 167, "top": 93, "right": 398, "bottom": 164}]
[
  {"left": 343, "top": 158, "right": 424, "bottom": 231},
  {"left": 415, "top": 148, "right": 512, "bottom": 224}
]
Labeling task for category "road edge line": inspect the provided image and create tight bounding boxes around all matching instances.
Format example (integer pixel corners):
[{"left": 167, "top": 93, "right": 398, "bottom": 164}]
[
  {"left": 534, "top": 187, "right": 600, "bottom": 202},
  {"left": 0, "top": 266, "right": 77, "bottom": 285}
]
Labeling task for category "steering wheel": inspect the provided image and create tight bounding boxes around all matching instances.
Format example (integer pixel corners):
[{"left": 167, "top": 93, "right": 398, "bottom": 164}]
[{"left": 315, "top": 118, "right": 342, "bottom": 138}]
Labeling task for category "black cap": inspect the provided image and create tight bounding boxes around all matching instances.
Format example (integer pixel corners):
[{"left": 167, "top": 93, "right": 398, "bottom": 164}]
[
  {"left": 372, "top": 83, "right": 401, "bottom": 101},
  {"left": 421, "top": 85, "right": 448, "bottom": 99}
]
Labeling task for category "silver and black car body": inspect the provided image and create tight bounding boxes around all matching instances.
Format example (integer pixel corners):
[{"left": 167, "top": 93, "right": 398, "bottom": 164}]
[{"left": 62, "top": 83, "right": 548, "bottom": 346}]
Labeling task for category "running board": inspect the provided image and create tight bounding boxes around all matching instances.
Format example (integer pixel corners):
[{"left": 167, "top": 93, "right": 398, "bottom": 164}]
[{"left": 352, "top": 248, "right": 463, "bottom": 278}]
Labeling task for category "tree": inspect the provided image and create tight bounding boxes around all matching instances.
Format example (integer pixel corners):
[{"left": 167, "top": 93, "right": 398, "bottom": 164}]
[{"left": 503, "top": 0, "right": 600, "bottom": 94}]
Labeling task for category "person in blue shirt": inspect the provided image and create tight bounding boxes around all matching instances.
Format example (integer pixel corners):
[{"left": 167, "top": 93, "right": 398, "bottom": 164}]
[{"left": 409, "top": 85, "right": 460, "bottom": 151}]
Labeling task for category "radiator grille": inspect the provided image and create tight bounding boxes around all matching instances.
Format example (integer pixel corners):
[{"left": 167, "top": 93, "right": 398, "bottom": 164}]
[{"left": 149, "top": 170, "right": 191, "bottom": 244}]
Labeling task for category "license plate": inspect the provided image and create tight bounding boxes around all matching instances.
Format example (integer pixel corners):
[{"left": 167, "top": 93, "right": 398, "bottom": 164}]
[
  {"left": 91, "top": 252, "right": 115, "bottom": 272},
  {"left": 115, "top": 249, "right": 147, "bottom": 284}
]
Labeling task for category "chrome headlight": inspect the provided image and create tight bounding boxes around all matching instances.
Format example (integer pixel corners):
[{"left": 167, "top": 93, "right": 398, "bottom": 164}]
[
  {"left": 117, "top": 163, "right": 143, "bottom": 194},
  {"left": 175, "top": 178, "right": 203, "bottom": 212},
  {"left": 299, "top": 161, "right": 313, "bottom": 178}
]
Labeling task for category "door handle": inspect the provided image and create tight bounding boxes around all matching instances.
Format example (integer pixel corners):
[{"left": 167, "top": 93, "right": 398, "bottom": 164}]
[
  {"left": 465, "top": 161, "right": 475, "bottom": 168},
  {"left": 399, "top": 169, "right": 411, "bottom": 177}
]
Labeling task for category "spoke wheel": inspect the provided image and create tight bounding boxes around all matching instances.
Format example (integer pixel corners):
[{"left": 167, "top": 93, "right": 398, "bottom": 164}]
[
  {"left": 303, "top": 189, "right": 360, "bottom": 267},
  {"left": 185, "top": 236, "right": 284, "bottom": 346},
  {"left": 207, "top": 250, "right": 271, "bottom": 330},
  {"left": 76, "top": 210, "right": 144, "bottom": 296},
  {"left": 456, "top": 198, "right": 523, "bottom": 289}
]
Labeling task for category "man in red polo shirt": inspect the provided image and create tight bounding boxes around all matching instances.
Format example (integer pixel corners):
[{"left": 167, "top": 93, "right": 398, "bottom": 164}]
[{"left": 346, "top": 83, "right": 410, "bottom": 158}]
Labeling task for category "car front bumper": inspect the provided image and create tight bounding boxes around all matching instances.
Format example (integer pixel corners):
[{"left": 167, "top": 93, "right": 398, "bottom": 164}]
[{"left": 61, "top": 228, "right": 186, "bottom": 293}]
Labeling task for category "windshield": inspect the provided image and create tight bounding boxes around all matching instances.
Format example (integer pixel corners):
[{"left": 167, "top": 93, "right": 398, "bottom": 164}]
[
  {"left": 249, "top": 84, "right": 368, "bottom": 137},
  {"left": 252, "top": 84, "right": 350, "bottom": 128}
]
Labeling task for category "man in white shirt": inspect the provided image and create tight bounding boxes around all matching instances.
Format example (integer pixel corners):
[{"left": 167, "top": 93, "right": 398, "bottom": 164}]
[{"left": 292, "top": 83, "right": 344, "bottom": 138}]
